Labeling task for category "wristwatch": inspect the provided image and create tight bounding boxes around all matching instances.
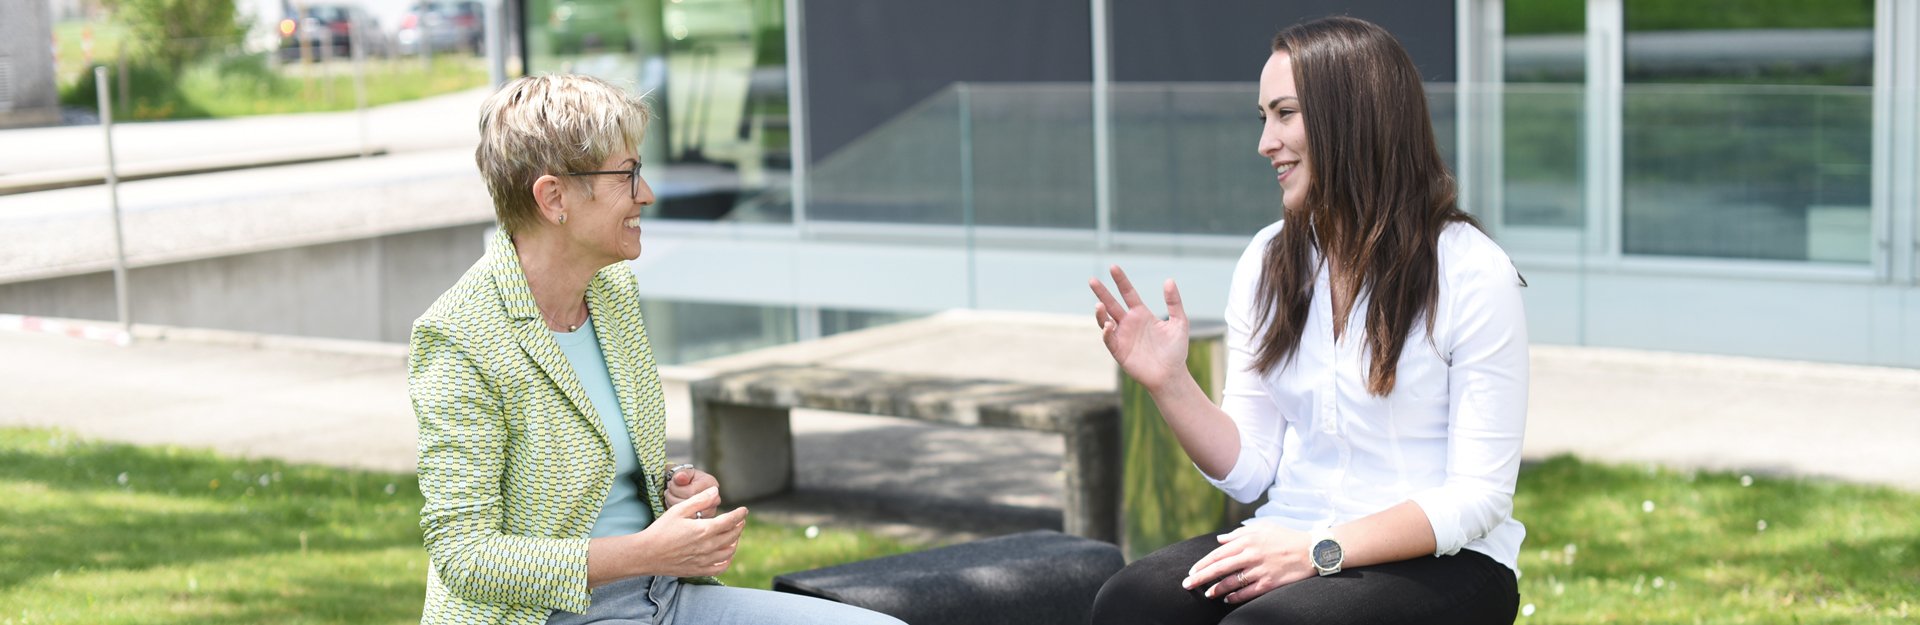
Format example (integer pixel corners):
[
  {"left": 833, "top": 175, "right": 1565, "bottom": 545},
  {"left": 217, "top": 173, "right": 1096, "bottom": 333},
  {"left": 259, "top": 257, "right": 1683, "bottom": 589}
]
[{"left": 1309, "top": 528, "right": 1344, "bottom": 576}]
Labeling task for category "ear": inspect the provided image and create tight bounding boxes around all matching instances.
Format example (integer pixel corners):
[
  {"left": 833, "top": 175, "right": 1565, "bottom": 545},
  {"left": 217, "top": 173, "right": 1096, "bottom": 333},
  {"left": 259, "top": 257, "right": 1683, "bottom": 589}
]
[{"left": 531, "top": 174, "right": 568, "bottom": 226}]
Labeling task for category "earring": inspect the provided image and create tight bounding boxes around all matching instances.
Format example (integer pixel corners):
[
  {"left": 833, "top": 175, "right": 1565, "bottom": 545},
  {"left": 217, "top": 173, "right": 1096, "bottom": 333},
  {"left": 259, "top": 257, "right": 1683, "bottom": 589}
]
[{"left": 558, "top": 213, "right": 568, "bottom": 224}]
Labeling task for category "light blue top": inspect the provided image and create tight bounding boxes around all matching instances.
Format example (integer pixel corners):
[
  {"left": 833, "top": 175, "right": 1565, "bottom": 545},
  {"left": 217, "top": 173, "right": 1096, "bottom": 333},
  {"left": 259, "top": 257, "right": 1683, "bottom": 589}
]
[{"left": 552, "top": 317, "right": 655, "bottom": 538}]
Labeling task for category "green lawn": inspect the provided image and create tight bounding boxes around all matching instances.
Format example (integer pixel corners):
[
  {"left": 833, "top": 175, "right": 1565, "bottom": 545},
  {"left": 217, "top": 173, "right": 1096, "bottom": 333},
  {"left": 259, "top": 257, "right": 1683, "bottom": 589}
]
[
  {"left": 54, "top": 19, "right": 489, "bottom": 121},
  {"left": 3, "top": 428, "right": 1915, "bottom": 624},
  {"left": 0, "top": 428, "right": 920, "bottom": 625},
  {"left": 1513, "top": 455, "right": 1918, "bottom": 624}
]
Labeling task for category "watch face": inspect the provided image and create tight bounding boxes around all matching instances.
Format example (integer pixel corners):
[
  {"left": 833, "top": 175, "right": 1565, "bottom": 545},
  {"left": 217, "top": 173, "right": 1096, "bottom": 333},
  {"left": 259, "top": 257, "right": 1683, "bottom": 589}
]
[{"left": 1313, "top": 539, "right": 1343, "bottom": 569}]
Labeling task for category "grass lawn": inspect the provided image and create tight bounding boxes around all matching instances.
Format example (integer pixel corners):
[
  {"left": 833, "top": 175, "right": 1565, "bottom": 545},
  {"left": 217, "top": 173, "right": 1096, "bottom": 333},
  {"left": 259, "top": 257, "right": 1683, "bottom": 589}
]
[
  {"left": 0, "top": 428, "right": 920, "bottom": 625},
  {"left": 3, "top": 428, "right": 1915, "bottom": 624},
  {"left": 54, "top": 19, "right": 490, "bottom": 121}
]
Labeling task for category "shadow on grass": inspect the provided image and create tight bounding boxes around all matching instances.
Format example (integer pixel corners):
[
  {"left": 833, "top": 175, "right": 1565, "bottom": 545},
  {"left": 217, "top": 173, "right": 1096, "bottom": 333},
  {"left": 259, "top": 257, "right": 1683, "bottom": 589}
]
[{"left": 0, "top": 428, "right": 422, "bottom": 591}]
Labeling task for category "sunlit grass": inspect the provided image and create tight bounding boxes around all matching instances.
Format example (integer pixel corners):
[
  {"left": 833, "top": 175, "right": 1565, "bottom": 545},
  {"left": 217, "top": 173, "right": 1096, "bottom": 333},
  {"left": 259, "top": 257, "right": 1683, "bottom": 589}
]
[
  {"left": 4, "top": 428, "right": 1915, "bottom": 624},
  {"left": 0, "top": 428, "right": 918, "bottom": 625},
  {"left": 53, "top": 18, "right": 488, "bottom": 121},
  {"left": 1511, "top": 455, "right": 1919, "bottom": 624}
]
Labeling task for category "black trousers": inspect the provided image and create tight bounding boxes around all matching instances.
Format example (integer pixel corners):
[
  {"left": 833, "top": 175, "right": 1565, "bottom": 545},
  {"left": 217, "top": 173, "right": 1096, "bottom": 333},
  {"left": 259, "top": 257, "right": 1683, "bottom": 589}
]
[{"left": 1089, "top": 533, "right": 1518, "bottom": 625}]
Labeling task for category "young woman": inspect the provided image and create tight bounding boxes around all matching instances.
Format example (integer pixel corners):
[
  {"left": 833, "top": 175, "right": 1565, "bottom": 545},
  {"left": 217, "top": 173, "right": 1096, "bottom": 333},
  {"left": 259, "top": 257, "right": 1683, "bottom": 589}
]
[{"left": 1088, "top": 16, "right": 1528, "bottom": 625}]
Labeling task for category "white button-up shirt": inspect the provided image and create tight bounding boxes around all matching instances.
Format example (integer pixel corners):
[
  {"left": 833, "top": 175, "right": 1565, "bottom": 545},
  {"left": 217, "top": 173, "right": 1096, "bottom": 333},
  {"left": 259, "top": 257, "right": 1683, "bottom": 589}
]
[{"left": 1208, "top": 220, "right": 1529, "bottom": 573}]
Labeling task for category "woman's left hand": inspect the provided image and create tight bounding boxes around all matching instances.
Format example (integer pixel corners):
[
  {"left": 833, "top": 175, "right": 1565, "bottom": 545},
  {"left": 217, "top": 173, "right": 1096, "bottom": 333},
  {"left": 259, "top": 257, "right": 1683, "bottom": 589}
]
[
  {"left": 663, "top": 467, "right": 722, "bottom": 519},
  {"left": 1182, "top": 524, "right": 1318, "bottom": 604}
]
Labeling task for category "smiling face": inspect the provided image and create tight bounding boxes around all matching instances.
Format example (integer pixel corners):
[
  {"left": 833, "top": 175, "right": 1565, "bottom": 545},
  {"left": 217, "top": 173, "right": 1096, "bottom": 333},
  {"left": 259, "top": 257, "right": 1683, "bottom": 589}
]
[
  {"left": 561, "top": 150, "right": 653, "bottom": 266},
  {"left": 1257, "top": 50, "right": 1310, "bottom": 214}
]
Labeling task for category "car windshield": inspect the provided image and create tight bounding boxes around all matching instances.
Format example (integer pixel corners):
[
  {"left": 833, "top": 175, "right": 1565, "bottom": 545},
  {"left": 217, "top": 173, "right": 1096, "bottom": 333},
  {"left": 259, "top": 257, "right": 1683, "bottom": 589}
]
[{"left": 303, "top": 5, "right": 350, "bottom": 22}]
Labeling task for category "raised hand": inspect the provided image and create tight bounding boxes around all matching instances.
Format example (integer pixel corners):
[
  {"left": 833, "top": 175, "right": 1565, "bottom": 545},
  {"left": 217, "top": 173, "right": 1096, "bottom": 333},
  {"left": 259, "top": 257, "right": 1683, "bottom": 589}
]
[
  {"left": 1089, "top": 265, "right": 1190, "bottom": 392},
  {"left": 635, "top": 487, "right": 747, "bottom": 578}
]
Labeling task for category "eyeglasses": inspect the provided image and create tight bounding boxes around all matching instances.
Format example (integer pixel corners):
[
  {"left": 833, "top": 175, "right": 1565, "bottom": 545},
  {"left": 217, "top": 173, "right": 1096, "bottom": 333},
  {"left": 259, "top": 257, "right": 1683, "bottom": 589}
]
[{"left": 563, "top": 161, "right": 643, "bottom": 200}]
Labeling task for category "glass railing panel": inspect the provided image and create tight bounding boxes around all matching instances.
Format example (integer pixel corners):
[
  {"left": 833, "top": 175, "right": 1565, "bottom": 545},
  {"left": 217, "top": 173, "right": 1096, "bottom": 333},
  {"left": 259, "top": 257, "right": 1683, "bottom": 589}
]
[
  {"left": 963, "top": 84, "right": 1096, "bottom": 229},
  {"left": 1108, "top": 83, "right": 1278, "bottom": 236},
  {"left": 806, "top": 87, "right": 965, "bottom": 225},
  {"left": 1622, "top": 85, "right": 1872, "bottom": 263},
  {"left": 1500, "top": 84, "right": 1586, "bottom": 231}
]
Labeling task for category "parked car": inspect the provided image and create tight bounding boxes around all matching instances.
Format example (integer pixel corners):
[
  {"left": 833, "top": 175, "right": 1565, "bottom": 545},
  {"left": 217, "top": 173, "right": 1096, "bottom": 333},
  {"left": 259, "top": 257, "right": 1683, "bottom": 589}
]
[
  {"left": 278, "top": 1, "right": 389, "bottom": 61},
  {"left": 395, "top": 0, "right": 484, "bottom": 56}
]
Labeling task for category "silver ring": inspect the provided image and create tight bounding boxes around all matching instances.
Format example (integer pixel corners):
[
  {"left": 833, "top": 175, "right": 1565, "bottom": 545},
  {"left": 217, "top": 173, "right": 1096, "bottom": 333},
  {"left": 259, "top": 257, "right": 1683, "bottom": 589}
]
[
  {"left": 694, "top": 510, "right": 705, "bottom": 519},
  {"left": 1237, "top": 571, "right": 1246, "bottom": 585}
]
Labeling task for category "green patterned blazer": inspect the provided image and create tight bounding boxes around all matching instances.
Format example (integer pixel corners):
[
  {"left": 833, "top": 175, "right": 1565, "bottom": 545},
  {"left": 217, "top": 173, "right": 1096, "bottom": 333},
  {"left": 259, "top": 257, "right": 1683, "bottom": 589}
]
[{"left": 409, "top": 228, "right": 712, "bottom": 625}]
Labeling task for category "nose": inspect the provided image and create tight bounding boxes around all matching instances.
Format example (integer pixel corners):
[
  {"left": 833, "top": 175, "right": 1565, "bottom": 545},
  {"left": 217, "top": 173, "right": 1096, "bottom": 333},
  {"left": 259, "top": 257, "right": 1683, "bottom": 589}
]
[
  {"left": 1257, "top": 120, "right": 1282, "bottom": 160},
  {"left": 634, "top": 175, "right": 656, "bottom": 206}
]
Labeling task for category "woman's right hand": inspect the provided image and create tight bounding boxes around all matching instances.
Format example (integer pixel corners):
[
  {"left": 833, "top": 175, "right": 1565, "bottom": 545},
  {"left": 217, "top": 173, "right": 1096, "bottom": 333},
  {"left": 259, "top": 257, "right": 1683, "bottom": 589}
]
[
  {"left": 1089, "top": 265, "right": 1190, "bottom": 392},
  {"left": 633, "top": 487, "right": 747, "bottom": 578}
]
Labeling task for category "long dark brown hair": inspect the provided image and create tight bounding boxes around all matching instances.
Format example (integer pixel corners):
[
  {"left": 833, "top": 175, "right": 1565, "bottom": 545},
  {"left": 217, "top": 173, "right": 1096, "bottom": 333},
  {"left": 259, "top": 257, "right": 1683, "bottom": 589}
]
[{"left": 1251, "top": 16, "right": 1482, "bottom": 396}]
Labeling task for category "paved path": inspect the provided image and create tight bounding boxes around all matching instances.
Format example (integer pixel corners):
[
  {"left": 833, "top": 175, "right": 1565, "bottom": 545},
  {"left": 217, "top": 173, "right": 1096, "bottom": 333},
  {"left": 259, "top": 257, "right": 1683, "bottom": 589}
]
[{"left": 3, "top": 311, "right": 1916, "bottom": 541}]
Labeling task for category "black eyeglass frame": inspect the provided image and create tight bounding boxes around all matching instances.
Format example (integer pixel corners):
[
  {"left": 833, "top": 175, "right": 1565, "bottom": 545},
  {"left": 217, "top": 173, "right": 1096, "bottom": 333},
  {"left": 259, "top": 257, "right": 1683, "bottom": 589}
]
[{"left": 562, "top": 161, "right": 643, "bottom": 199}]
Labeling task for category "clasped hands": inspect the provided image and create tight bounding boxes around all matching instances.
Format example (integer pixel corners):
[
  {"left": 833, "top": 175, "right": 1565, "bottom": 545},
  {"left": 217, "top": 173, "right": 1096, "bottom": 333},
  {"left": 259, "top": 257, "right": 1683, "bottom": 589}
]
[
  {"left": 1183, "top": 524, "right": 1320, "bottom": 604},
  {"left": 640, "top": 466, "right": 746, "bottom": 578}
]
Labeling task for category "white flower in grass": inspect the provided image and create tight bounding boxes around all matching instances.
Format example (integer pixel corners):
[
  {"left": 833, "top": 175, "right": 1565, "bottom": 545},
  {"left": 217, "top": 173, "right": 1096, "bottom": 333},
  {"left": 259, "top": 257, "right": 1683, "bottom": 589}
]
[
  {"left": 1521, "top": 603, "right": 1536, "bottom": 617},
  {"left": 1563, "top": 543, "right": 1578, "bottom": 566},
  {"left": 804, "top": 525, "right": 820, "bottom": 539},
  {"left": 1741, "top": 475, "right": 1754, "bottom": 487},
  {"left": 1642, "top": 500, "right": 1655, "bottom": 513},
  {"left": 384, "top": 483, "right": 397, "bottom": 495},
  {"left": 1653, "top": 576, "right": 1665, "bottom": 589},
  {"left": 1757, "top": 519, "right": 1768, "bottom": 532},
  {"left": 116, "top": 472, "right": 129, "bottom": 486},
  {"left": 259, "top": 474, "right": 270, "bottom": 487}
]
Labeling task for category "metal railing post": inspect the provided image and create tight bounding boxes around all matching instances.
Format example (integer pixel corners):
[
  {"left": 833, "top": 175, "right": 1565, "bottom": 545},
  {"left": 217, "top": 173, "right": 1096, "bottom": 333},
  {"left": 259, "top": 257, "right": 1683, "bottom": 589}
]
[{"left": 95, "top": 66, "right": 132, "bottom": 344}]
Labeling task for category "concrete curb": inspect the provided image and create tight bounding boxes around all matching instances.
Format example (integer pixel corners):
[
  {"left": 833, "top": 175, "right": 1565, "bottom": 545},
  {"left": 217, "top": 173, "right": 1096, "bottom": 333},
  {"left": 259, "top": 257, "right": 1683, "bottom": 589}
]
[
  {"left": 0, "top": 147, "right": 391, "bottom": 196},
  {"left": 0, "top": 314, "right": 407, "bottom": 359}
]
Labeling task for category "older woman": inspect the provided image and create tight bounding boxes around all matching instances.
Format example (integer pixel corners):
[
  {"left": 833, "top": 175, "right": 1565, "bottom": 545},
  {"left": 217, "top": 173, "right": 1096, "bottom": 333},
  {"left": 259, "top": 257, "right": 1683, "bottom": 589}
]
[
  {"left": 1088, "top": 16, "right": 1527, "bottom": 625},
  {"left": 409, "top": 74, "right": 902, "bottom": 625}
]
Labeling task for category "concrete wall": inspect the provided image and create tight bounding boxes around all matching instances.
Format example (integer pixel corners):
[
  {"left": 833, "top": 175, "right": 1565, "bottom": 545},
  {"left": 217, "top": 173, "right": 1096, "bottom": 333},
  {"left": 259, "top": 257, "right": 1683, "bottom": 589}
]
[
  {"left": 0, "top": 223, "right": 491, "bottom": 343},
  {"left": 1, "top": 0, "right": 62, "bottom": 128}
]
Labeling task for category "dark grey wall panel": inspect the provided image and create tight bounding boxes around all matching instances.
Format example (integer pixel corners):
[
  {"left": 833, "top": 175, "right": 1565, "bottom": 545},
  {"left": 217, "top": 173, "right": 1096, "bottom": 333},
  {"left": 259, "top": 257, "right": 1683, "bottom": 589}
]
[
  {"left": 801, "top": 0, "right": 1092, "bottom": 162},
  {"left": 1109, "top": 0, "right": 1457, "bottom": 83}
]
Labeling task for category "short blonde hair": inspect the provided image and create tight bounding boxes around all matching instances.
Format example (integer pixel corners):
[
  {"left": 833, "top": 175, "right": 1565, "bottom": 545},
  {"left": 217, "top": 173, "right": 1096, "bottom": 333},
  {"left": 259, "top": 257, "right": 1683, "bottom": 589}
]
[{"left": 475, "top": 74, "right": 651, "bottom": 235}]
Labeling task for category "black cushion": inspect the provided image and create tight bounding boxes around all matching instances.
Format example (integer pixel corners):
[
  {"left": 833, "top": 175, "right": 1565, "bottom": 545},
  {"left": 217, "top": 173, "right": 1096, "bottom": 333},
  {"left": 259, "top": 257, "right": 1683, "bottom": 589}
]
[{"left": 773, "top": 530, "right": 1124, "bottom": 625}]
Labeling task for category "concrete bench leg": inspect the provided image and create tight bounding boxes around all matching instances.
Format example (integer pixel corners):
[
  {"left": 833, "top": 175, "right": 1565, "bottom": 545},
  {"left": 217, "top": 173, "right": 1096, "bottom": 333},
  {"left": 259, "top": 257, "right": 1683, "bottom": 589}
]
[
  {"left": 692, "top": 400, "right": 794, "bottom": 502},
  {"left": 1062, "top": 415, "right": 1121, "bottom": 544}
]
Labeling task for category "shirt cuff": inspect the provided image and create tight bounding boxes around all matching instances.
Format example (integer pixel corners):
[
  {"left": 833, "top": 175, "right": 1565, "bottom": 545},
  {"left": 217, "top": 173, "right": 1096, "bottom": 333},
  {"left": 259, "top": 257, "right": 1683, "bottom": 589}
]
[
  {"left": 1409, "top": 487, "right": 1468, "bottom": 557},
  {"left": 1198, "top": 446, "right": 1268, "bottom": 504}
]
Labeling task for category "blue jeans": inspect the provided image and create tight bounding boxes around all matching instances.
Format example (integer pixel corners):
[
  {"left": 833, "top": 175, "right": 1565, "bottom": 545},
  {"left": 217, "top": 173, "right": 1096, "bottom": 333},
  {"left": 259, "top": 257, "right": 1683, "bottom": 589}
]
[{"left": 545, "top": 575, "right": 906, "bottom": 625}]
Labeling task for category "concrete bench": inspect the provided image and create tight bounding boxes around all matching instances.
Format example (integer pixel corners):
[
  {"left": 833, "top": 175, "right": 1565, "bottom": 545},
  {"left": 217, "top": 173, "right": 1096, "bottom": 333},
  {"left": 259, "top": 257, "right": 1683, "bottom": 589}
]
[
  {"left": 691, "top": 364, "right": 1122, "bottom": 542},
  {"left": 772, "top": 530, "right": 1124, "bottom": 625}
]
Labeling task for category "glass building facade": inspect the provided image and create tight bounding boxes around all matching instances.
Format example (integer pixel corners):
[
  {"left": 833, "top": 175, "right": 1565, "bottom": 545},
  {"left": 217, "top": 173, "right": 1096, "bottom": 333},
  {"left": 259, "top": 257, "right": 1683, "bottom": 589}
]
[{"left": 520, "top": 0, "right": 1920, "bottom": 368}]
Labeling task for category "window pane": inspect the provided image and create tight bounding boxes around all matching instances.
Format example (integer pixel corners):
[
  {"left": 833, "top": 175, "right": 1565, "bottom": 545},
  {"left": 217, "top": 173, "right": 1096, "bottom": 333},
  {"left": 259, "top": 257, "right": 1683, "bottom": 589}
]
[
  {"left": 1621, "top": 0, "right": 1873, "bottom": 263},
  {"left": 1502, "top": 0, "right": 1584, "bottom": 230},
  {"left": 526, "top": 0, "right": 793, "bottom": 224}
]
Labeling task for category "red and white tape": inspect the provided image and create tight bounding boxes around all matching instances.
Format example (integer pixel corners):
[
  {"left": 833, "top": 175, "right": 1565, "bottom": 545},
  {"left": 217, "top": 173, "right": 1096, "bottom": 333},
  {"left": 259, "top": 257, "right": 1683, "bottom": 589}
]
[{"left": 0, "top": 314, "right": 133, "bottom": 346}]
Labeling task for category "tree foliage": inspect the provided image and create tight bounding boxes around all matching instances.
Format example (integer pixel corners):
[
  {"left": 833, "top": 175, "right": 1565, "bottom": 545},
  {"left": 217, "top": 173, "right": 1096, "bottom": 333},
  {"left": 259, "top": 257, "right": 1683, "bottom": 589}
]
[{"left": 103, "top": 0, "right": 245, "bottom": 74}]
